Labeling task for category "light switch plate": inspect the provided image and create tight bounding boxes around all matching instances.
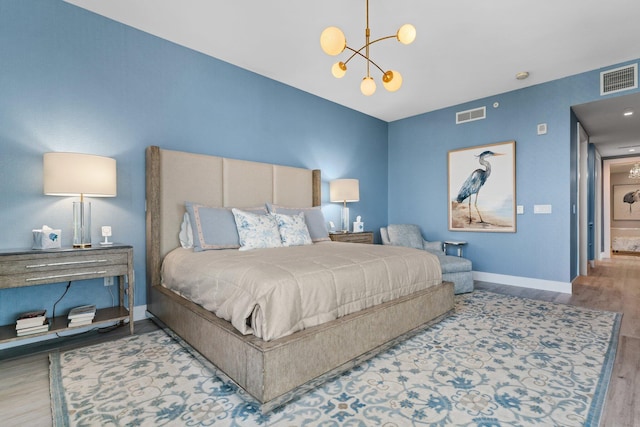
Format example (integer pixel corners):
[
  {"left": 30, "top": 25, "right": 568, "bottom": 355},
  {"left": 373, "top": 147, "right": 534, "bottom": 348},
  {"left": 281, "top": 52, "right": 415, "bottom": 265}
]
[
  {"left": 533, "top": 204, "right": 552, "bottom": 214},
  {"left": 517, "top": 205, "right": 524, "bottom": 215},
  {"left": 537, "top": 123, "right": 547, "bottom": 135}
]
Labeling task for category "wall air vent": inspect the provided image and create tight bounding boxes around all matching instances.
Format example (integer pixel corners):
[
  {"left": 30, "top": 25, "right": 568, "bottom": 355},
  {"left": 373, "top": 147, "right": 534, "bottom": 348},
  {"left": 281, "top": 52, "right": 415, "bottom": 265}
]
[
  {"left": 600, "top": 63, "right": 637, "bottom": 96},
  {"left": 456, "top": 106, "right": 486, "bottom": 124}
]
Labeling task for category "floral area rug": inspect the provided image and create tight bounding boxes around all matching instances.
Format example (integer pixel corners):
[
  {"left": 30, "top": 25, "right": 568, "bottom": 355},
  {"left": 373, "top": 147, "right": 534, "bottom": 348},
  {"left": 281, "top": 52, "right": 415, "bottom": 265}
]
[{"left": 50, "top": 291, "right": 620, "bottom": 426}]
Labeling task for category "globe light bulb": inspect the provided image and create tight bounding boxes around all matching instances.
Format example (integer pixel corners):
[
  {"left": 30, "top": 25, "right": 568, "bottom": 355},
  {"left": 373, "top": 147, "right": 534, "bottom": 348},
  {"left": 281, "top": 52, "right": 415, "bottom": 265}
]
[
  {"left": 360, "top": 77, "right": 376, "bottom": 96},
  {"left": 320, "top": 27, "right": 346, "bottom": 56},
  {"left": 331, "top": 62, "right": 347, "bottom": 78},
  {"left": 382, "top": 70, "right": 403, "bottom": 92},
  {"left": 397, "top": 24, "right": 416, "bottom": 45}
]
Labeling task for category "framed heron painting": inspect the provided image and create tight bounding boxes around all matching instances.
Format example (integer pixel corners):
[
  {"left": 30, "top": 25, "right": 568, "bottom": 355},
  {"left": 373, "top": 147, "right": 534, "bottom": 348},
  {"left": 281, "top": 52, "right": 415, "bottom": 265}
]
[
  {"left": 613, "top": 184, "right": 640, "bottom": 220},
  {"left": 448, "top": 140, "right": 516, "bottom": 232}
]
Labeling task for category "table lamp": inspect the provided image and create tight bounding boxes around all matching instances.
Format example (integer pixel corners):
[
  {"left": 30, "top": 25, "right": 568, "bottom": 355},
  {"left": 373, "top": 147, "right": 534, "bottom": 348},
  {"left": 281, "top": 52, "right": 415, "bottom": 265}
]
[
  {"left": 330, "top": 179, "right": 359, "bottom": 233},
  {"left": 43, "top": 152, "right": 117, "bottom": 248}
]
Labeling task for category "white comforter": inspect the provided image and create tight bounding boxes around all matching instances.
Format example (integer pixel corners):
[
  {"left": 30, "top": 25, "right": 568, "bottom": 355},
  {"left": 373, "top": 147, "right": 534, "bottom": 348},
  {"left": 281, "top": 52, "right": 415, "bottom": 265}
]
[{"left": 162, "top": 242, "right": 442, "bottom": 341}]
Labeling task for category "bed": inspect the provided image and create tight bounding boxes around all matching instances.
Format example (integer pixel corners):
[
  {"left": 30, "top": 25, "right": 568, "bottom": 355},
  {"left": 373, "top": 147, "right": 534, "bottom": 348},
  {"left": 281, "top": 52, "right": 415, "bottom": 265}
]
[{"left": 145, "top": 146, "right": 454, "bottom": 411}]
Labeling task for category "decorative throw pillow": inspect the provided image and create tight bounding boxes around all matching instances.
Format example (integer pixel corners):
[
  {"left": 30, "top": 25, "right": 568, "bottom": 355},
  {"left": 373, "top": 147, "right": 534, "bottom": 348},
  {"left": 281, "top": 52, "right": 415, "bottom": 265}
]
[
  {"left": 185, "top": 203, "right": 266, "bottom": 251},
  {"left": 274, "top": 212, "right": 313, "bottom": 247},
  {"left": 232, "top": 208, "right": 283, "bottom": 251},
  {"left": 267, "top": 203, "right": 330, "bottom": 242}
]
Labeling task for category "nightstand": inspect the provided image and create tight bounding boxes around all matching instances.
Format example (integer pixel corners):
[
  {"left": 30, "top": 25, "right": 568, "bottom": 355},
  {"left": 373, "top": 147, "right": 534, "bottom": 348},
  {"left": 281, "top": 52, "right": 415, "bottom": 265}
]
[
  {"left": 329, "top": 231, "right": 374, "bottom": 244},
  {"left": 0, "top": 244, "right": 134, "bottom": 343}
]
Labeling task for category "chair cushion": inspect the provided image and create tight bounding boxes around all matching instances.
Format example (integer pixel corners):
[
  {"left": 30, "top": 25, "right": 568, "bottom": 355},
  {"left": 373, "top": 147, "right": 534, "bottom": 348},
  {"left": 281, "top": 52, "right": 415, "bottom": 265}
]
[
  {"left": 438, "top": 255, "right": 472, "bottom": 274},
  {"left": 386, "top": 224, "right": 424, "bottom": 249}
]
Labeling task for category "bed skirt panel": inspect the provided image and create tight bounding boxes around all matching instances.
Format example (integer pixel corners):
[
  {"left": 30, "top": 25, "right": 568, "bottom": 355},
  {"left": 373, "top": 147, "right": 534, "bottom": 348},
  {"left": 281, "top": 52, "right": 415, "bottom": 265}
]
[{"left": 148, "top": 281, "right": 454, "bottom": 410}]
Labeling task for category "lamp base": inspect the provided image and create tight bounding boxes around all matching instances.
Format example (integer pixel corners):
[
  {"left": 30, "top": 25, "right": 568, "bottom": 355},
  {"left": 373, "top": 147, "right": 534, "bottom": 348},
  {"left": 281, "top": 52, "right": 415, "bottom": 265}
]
[
  {"left": 73, "top": 201, "right": 92, "bottom": 248},
  {"left": 340, "top": 206, "right": 350, "bottom": 233}
]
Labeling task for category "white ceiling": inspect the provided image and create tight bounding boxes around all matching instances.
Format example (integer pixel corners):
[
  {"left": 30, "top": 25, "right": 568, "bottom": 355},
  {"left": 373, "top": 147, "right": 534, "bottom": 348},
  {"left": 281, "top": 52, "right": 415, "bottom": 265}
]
[
  {"left": 64, "top": 0, "right": 640, "bottom": 157},
  {"left": 573, "top": 92, "right": 640, "bottom": 158}
]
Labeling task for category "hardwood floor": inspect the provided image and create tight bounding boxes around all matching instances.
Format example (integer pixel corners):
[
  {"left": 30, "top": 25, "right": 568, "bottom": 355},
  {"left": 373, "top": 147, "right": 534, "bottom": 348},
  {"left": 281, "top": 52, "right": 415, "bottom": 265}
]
[
  {"left": 0, "top": 320, "right": 159, "bottom": 427},
  {"left": 1, "top": 256, "right": 638, "bottom": 426}
]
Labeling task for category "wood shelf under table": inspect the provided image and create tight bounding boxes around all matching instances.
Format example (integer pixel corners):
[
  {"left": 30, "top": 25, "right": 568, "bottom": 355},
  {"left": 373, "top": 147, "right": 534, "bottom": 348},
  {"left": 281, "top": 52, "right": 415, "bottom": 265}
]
[
  {"left": 0, "top": 306, "right": 130, "bottom": 343},
  {"left": 0, "top": 245, "right": 134, "bottom": 344}
]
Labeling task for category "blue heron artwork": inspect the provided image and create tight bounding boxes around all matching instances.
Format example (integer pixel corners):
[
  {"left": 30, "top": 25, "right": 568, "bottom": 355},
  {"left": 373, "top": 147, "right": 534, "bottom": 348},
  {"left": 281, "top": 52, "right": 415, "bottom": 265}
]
[
  {"left": 613, "top": 184, "right": 640, "bottom": 220},
  {"left": 623, "top": 189, "right": 640, "bottom": 213},
  {"left": 456, "top": 150, "right": 503, "bottom": 223},
  {"left": 448, "top": 141, "right": 516, "bottom": 232}
]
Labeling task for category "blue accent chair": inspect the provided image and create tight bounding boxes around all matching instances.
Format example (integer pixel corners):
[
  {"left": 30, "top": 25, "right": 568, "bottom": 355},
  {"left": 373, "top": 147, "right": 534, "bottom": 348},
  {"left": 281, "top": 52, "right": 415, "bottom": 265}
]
[{"left": 380, "top": 224, "right": 473, "bottom": 294}]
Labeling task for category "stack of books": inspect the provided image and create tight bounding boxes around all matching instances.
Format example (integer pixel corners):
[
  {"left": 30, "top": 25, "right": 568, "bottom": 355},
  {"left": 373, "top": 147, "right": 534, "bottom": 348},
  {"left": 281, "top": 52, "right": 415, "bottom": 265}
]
[
  {"left": 68, "top": 304, "right": 96, "bottom": 327},
  {"left": 16, "top": 309, "right": 50, "bottom": 336}
]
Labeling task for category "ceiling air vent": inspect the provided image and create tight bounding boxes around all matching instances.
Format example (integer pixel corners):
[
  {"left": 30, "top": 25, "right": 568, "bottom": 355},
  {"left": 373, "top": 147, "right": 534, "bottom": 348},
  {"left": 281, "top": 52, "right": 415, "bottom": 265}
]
[
  {"left": 600, "top": 63, "right": 637, "bottom": 96},
  {"left": 456, "top": 106, "right": 486, "bottom": 124}
]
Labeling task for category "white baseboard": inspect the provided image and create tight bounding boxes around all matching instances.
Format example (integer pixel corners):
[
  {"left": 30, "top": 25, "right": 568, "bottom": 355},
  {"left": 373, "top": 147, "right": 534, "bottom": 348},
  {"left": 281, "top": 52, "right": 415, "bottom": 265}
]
[
  {"left": 133, "top": 304, "right": 148, "bottom": 321},
  {"left": 0, "top": 304, "right": 149, "bottom": 351},
  {"left": 473, "top": 271, "right": 572, "bottom": 294}
]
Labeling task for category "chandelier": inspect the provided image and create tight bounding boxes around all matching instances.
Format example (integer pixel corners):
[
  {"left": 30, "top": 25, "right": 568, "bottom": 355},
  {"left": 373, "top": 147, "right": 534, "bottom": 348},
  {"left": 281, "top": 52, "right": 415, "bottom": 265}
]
[
  {"left": 629, "top": 163, "right": 640, "bottom": 180},
  {"left": 320, "top": 0, "right": 416, "bottom": 96}
]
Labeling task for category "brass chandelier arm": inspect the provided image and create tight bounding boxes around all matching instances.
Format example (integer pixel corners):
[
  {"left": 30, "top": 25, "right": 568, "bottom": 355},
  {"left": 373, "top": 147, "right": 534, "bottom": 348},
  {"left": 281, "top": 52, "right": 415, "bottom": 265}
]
[
  {"left": 320, "top": 0, "right": 413, "bottom": 94},
  {"left": 343, "top": 45, "right": 388, "bottom": 75},
  {"left": 368, "top": 34, "right": 398, "bottom": 45}
]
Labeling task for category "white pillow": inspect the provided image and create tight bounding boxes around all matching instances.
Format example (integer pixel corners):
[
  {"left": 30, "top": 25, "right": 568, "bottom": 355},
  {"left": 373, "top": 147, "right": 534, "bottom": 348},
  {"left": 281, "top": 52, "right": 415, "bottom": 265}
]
[
  {"left": 179, "top": 212, "right": 194, "bottom": 249},
  {"left": 232, "top": 208, "right": 283, "bottom": 251},
  {"left": 274, "top": 212, "right": 312, "bottom": 247}
]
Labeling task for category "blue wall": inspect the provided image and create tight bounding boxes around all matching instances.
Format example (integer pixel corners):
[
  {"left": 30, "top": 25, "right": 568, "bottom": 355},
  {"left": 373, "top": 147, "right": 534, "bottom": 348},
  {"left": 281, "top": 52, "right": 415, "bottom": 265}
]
[
  {"left": 1, "top": 1, "right": 638, "bottom": 329},
  {"left": 0, "top": 1, "right": 388, "bottom": 326},
  {"left": 388, "top": 61, "right": 639, "bottom": 285}
]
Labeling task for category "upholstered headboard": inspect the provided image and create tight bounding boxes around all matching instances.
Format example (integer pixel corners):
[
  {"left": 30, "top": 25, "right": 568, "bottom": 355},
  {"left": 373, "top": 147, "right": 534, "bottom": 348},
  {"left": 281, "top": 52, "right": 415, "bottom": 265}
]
[{"left": 145, "top": 146, "right": 321, "bottom": 288}]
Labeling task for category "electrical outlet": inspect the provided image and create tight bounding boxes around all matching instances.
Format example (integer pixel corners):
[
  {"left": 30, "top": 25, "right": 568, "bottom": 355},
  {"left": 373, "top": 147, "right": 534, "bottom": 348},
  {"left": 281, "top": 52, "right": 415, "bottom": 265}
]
[{"left": 104, "top": 277, "right": 115, "bottom": 286}]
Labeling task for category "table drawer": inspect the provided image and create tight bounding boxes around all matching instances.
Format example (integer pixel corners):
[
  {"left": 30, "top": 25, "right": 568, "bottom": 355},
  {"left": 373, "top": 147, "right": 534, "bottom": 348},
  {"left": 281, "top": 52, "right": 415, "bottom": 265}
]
[
  {"left": 345, "top": 235, "right": 374, "bottom": 244},
  {"left": 0, "top": 252, "right": 127, "bottom": 276},
  {"left": 329, "top": 232, "right": 374, "bottom": 244},
  {"left": 0, "top": 264, "right": 128, "bottom": 289}
]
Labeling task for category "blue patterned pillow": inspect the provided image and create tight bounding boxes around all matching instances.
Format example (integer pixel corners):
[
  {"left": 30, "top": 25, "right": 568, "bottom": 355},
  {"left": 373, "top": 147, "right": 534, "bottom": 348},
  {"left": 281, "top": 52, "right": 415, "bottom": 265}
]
[
  {"left": 274, "top": 212, "right": 313, "bottom": 247},
  {"left": 232, "top": 208, "right": 283, "bottom": 251},
  {"left": 266, "top": 204, "right": 330, "bottom": 242}
]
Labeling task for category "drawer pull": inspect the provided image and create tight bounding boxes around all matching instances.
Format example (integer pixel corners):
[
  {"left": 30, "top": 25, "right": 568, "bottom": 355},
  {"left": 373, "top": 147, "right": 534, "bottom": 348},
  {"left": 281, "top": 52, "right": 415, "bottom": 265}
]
[
  {"left": 26, "top": 259, "right": 108, "bottom": 268},
  {"left": 25, "top": 270, "right": 108, "bottom": 282}
]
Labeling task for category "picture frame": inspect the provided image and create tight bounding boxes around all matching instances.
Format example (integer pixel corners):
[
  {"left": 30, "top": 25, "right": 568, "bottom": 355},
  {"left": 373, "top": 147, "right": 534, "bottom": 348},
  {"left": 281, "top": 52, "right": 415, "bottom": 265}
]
[
  {"left": 448, "top": 140, "right": 516, "bottom": 232},
  {"left": 612, "top": 184, "right": 640, "bottom": 220}
]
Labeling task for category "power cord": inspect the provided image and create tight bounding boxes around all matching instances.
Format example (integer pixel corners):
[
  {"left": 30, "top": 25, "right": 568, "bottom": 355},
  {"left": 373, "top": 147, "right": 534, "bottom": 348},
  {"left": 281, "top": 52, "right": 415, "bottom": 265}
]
[
  {"left": 51, "top": 280, "right": 124, "bottom": 338},
  {"left": 52, "top": 281, "right": 72, "bottom": 319}
]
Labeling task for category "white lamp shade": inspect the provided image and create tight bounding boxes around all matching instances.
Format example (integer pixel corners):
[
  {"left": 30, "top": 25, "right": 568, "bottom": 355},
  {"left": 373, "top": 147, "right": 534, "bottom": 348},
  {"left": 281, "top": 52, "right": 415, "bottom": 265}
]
[
  {"left": 330, "top": 179, "right": 359, "bottom": 202},
  {"left": 360, "top": 77, "right": 376, "bottom": 96},
  {"left": 397, "top": 24, "right": 416, "bottom": 45},
  {"left": 383, "top": 70, "right": 403, "bottom": 92},
  {"left": 320, "top": 26, "right": 346, "bottom": 56},
  {"left": 331, "top": 61, "right": 347, "bottom": 78},
  {"left": 43, "top": 152, "right": 117, "bottom": 197}
]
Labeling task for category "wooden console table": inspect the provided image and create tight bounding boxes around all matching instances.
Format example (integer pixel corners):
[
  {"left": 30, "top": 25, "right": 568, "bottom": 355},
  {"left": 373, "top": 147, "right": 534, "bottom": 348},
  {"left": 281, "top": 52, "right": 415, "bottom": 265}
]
[{"left": 0, "top": 245, "right": 134, "bottom": 343}]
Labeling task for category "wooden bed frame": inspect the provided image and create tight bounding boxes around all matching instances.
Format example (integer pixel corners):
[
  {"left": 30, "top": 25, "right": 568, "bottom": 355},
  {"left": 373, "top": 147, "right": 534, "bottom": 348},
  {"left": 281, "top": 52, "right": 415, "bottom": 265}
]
[{"left": 145, "top": 146, "right": 454, "bottom": 411}]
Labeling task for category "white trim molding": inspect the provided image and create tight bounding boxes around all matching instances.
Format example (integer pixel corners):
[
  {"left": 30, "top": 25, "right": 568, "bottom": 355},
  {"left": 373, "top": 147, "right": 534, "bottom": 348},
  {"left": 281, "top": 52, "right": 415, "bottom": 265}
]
[{"left": 473, "top": 271, "right": 572, "bottom": 294}]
